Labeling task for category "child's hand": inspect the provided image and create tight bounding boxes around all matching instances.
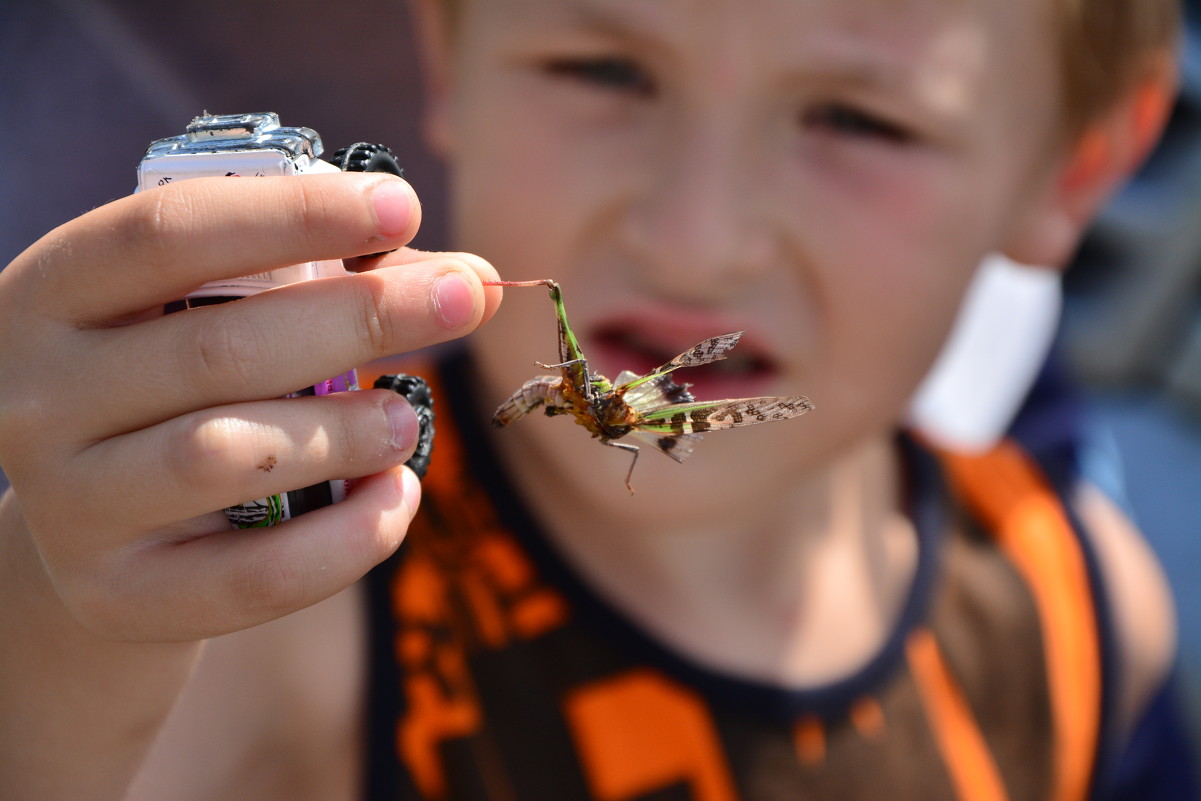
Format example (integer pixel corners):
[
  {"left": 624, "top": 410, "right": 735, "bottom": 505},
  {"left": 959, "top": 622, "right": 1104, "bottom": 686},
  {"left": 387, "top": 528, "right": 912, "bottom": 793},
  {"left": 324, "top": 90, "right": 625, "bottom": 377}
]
[{"left": 0, "top": 173, "right": 500, "bottom": 642}]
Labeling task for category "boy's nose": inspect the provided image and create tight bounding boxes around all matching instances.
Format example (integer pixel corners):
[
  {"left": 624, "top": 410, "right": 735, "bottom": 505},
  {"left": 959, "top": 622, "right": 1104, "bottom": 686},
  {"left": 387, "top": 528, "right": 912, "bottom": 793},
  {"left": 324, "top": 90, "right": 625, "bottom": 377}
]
[{"left": 618, "top": 126, "right": 777, "bottom": 302}]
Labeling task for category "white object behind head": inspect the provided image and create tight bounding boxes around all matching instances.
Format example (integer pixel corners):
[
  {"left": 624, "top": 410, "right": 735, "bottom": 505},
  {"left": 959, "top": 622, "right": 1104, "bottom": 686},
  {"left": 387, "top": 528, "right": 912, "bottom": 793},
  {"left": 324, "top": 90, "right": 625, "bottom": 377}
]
[{"left": 908, "top": 254, "right": 1063, "bottom": 452}]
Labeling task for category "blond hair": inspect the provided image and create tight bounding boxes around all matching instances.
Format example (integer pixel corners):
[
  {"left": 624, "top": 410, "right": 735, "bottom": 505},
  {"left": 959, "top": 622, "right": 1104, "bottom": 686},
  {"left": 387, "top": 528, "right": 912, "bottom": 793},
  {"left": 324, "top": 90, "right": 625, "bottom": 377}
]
[{"left": 1055, "top": 0, "right": 1181, "bottom": 137}]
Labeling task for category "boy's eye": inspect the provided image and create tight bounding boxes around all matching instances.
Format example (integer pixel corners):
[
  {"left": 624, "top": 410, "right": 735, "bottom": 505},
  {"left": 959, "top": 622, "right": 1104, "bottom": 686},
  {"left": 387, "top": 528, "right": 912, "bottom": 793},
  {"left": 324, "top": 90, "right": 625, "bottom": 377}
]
[
  {"left": 542, "top": 56, "right": 656, "bottom": 97},
  {"left": 802, "top": 104, "right": 913, "bottom": 145}
]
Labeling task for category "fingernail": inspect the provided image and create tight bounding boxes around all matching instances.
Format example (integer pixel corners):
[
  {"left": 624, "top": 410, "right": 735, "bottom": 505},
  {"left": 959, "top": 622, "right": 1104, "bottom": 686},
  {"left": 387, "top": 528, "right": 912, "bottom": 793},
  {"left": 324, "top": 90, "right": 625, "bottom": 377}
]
[
  {"left": 433, "top": 272, "right": 477, "bottom": 329},
  {"left": 385, "top": 397, "right": 418, "bottom": 451},
  {"left": 400, "top": 465, "right": 422, "bottom": 510},
  {"left": 371, "top": 180, "right": 415, "bottom": 238}
]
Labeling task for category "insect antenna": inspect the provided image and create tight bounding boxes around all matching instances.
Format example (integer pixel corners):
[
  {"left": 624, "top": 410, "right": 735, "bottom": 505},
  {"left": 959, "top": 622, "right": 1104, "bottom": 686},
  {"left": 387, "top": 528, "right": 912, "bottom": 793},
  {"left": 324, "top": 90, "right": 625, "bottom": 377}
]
[{"left": 483, "top": 279, "right": 558, "bottom": 288}]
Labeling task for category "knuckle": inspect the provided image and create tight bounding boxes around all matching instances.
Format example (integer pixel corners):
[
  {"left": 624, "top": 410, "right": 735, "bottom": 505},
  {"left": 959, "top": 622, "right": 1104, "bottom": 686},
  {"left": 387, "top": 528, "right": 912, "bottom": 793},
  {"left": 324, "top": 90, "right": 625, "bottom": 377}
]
[
  {"left": 315, "top": 399, "right": 361, "bottom": 469},
  {"left": 285, "top": 178, "right": 339, "bottom": 253},
  {"left": 71, "top": 599, "right": 129, "bottom": 640},
  {"left": 0, "top": 392, "right": 40, "bottom": 456},
  {"left": 56, "top": 567, "right": 138, "bottom": 640},
  {"left": 122, "top": 184, "right": 202, "bottom": 262},
  {"left": 0, "top": 382, "right": 64, "bottom": 471},
  {"left": 226, "top": 547, "right": 308, "bottom": 617},
  {"left": 162, "top": 414, "right": 244, "bottom": 496},
  {"left": 337, "top": 392, "right": 405, "bottom": 468},
  {"left": 186, "top": 312, "right": 267, "bottom": 389},
  {"left": 59, "top": 554, "right": 186, "bottom": 642},
  {"left": 351, "top": 274, "right": 399, "bottom": 355},
  {"left": 449, "top": 251, "right": 498, "bottom": 282}
]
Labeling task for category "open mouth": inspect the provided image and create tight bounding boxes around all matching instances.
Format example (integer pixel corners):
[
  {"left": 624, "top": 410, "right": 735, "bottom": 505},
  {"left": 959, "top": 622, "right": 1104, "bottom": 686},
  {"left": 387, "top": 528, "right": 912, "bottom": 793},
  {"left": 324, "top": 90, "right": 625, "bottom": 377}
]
[{"left": 589, "top": 322, "right": 778, "bottom": 399}]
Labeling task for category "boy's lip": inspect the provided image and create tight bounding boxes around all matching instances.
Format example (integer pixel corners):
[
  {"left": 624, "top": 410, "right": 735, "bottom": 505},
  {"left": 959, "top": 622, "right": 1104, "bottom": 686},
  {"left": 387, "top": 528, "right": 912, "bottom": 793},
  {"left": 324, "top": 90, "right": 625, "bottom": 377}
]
[{"left": 584, "top": 308, "right": 780, "bottom": 400}]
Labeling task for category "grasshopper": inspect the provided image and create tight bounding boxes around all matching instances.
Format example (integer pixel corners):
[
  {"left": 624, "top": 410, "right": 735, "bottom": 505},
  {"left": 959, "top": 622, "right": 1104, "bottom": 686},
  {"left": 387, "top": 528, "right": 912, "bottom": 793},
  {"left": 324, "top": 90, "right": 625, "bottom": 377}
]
[{"left": 485, "top": 280, "right": 814, "bottom": 493}]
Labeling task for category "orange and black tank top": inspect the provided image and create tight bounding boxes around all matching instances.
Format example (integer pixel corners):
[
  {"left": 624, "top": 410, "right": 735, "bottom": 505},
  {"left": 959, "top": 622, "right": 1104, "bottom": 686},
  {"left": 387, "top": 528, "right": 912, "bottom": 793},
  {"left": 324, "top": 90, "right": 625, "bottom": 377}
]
[{"left": 360, "top": 353, "right": 1126, "bottom": 801}]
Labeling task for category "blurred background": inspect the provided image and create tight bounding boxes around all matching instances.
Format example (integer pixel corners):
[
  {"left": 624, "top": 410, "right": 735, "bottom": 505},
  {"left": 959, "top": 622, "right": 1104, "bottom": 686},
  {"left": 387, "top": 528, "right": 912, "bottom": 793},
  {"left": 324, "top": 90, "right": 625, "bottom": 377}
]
[{"left": 2, "top": 0, "right": 1199, "bottom": 742}]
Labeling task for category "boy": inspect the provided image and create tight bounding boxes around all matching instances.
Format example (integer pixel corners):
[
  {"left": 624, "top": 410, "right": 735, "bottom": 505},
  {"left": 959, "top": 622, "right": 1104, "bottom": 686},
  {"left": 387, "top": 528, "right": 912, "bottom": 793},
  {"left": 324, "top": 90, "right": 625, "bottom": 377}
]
[{"left": 0, "top": 1, "right": 1191, "bottom": 800}]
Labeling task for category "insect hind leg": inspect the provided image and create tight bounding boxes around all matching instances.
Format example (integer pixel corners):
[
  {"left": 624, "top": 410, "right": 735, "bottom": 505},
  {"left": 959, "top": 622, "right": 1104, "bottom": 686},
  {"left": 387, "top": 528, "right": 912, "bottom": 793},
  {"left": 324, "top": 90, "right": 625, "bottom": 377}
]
[
  {"left": 535, "top": 357, "right": 586, "bottom": 370},
  {"left": 602, "top": 440, "right": 641, "bottom": 495}
]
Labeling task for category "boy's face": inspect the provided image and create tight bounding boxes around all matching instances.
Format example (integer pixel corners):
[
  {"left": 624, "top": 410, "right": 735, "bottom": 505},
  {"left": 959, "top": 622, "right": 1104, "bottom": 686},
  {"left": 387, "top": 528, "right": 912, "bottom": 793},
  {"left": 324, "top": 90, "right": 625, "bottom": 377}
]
[{"left": 424, "top": 0, "right": 1068, "bottom": 510}]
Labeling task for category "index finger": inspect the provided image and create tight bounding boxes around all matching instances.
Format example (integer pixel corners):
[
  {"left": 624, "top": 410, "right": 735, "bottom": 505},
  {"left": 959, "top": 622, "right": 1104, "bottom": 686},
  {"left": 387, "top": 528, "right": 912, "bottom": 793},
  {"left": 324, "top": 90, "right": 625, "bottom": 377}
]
[{"left": 6, "top": 173, "right": 420, "bottom": 324}]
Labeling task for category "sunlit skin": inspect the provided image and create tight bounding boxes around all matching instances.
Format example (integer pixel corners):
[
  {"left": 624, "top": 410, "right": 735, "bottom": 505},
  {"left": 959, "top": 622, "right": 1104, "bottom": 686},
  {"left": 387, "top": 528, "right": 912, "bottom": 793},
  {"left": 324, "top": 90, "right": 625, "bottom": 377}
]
[{"left": 414, "top": 0, "right": 1077, "bottom": 681}]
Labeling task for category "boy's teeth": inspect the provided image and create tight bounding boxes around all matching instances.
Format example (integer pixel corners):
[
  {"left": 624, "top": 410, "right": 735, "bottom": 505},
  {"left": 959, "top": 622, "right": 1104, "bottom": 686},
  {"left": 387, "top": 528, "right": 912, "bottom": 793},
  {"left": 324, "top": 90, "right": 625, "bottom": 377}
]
[
  {"left": 712, "top": 356, "right": 745, "bottom": 375},
  {"left": 711, "top": 353, "right": 767, "bottom": 376},
  {"left": 596, "top": 327, "right": 772, "bottom": 378}
]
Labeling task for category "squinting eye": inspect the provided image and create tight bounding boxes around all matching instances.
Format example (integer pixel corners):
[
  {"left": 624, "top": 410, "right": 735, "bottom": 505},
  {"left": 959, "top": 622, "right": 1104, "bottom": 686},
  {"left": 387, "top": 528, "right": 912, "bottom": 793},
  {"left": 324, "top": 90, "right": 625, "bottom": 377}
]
[
  {"left": 803, "top": 104, "right": 913, "bottom": 144},
  {"left": 543, "top": 56, "right": 656, "bottom": 97}
]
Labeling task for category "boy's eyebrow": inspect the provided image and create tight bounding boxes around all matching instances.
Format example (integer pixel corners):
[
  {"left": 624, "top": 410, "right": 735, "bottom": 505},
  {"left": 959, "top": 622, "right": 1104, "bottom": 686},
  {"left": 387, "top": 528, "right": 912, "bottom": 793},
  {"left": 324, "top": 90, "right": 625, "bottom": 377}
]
[
  {"left": 527, "top": 0, "right": 673, "bottom": 40},
  {"left": 792, "top": 26, "right": 984, "bottom": 123}
]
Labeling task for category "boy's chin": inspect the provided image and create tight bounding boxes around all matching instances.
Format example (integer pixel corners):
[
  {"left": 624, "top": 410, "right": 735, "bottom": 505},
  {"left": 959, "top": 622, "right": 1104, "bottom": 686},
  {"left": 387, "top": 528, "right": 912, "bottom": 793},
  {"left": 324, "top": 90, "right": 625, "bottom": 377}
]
[{"left": 532, "top": 426, "right": 810, "bottom": 518}]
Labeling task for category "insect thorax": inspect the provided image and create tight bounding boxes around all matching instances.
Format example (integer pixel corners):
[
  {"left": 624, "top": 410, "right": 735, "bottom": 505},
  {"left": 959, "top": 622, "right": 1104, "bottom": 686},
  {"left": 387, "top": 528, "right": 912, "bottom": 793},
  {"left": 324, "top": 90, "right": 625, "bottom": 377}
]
[{"left": 594, "top": 395, "right": 636, "bottom": 438}]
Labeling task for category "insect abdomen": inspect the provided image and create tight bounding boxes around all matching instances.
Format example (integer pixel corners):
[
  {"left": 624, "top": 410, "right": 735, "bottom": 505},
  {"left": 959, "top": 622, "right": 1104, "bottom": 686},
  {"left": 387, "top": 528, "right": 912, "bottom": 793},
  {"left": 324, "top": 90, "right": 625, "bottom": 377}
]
[{"left": 492, "top": 376, "right": 565, "bottom": 427}]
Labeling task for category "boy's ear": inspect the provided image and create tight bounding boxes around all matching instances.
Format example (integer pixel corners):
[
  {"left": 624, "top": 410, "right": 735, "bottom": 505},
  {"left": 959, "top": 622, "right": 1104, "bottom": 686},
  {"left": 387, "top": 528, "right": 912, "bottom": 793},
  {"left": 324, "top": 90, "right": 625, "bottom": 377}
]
[
  {"left": 1004, "top": 53, "right": 1178, "bottom": 268},
  {"left": 407, "top": 0, "right": 457, "bottom": 158}
]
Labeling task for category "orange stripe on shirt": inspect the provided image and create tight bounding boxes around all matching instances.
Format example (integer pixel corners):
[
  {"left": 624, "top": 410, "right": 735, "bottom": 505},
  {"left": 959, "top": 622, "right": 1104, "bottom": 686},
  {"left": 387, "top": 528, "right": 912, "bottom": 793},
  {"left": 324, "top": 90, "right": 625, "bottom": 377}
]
[
  {"left": 564, "top": 669, "right": 740, "bottom": 801},
  {"left": 907, "top": 628, "right": 1011, "bottom": 801},
  {"left": 794, "top": 715, "right": 826, "bottom": 766},
  {"left": 938, "top": 440, "right": 1101, "bottom": 801}
]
